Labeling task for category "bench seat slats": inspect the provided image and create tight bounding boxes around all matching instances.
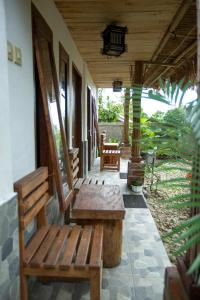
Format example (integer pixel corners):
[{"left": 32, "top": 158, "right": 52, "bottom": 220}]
[
  {"left": 24, "top": 225, "right": 103, "bottom": 270},
  {"left": 30, "top": 225, "right": 60, "bottom": 267},
  {"left": 96, "top": 179, "right": 104, "bottom": 185},
  {"left": 60, "top": 225, "right": 81, "bottom": 269},
  {"left": 83, "top": 178, "right": 91, "bottom": 185},
  {"left": 73, "top": 177, "right": 105, "bottom": 191},
  {"left": 24, "top": 225, "right": 50, "bottom": 266},
  {"left": 74, "top": 178, "right": 85, "bottom": 190},
  {"left": 44, "top": 225, "right": 70, "bottom": 268},
  {"left": 90, "top": 178, "right": 98, "bottom": 185},
  {"left": 75, "top": 226, "right": 92, "bottom": 267},
  {"left": 90, "top": 225, "right": 103, "bottom": 267},
  {"left": 102, "top": 150, "right": 120, "bottom": 156}
]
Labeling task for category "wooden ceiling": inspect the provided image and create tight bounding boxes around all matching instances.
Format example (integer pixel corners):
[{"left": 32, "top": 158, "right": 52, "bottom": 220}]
[{"left": 55, "top": 0, "right": 196, "bottom": 88}]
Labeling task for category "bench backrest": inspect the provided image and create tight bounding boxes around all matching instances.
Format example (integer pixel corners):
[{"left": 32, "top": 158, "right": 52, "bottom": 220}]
[{"left": 14, "top": 167, "right": 49, "bottom": 230}]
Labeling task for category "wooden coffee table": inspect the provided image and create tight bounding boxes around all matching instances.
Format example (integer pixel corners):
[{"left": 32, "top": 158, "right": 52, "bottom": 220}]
[{"left": 72, "top": 184, "right": 125, "bottom": 268}]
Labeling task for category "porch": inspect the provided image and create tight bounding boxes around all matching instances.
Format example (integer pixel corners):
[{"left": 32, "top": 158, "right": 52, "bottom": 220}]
[
  {"left": 0, "top": 0, "right": 198, "bottom": 299},
  {"left": 29, "top": 158, "right": 170, "bottom": 300}
]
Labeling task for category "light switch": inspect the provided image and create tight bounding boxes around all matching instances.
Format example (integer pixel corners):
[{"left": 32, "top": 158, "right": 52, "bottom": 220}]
[
  {"left": 14, "top": 46, "right": 22, "bottom": 66},
  {"left": 7, "top": 41, "right": 14, "bottom": 61}
]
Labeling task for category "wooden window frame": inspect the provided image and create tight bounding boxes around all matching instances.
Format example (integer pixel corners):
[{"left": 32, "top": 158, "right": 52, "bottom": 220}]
[
  {"left": 59, "top": 43, "right": 69, "bottom": 143},
  {"left": 32, "top": 5, "right": 73, "bottom": 213}
]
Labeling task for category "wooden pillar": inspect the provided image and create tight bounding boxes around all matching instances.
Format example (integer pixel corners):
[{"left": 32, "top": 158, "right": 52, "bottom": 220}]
[
  {"left": 131, "top": 61, "right": 143, "bottom": 162},
  {"left": 123, "top": 88, "right": 130, "bottom": 146},
  {"left": 127, "top": 61, "right": 145, "bottom": 187}
]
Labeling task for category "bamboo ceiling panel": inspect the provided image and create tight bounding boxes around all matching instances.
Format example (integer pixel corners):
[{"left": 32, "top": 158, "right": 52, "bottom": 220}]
[
  {"left": 144, "top": 2, "right": 197, "bottom": 86},
  {"left": 55, "top": 0, "right": 192, "bottom": 87}
]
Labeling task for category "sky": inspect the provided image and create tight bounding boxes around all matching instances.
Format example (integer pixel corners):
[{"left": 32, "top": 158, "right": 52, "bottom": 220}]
[{"left": 100, "top": 88, "right": 197, "bottom": 116}]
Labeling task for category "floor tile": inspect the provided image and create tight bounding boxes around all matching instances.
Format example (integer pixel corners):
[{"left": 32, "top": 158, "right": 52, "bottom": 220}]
[{"left": 29, "top": 158, "right": 170, "bottom": 300}]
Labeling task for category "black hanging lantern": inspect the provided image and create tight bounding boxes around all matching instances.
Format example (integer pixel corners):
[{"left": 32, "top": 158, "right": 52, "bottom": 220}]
[
  {"left": 101, "top": 25, "right": 127, "bottom": 57},
  {"left": 113, "top": 80, "right": 123, "bottom": 92}
]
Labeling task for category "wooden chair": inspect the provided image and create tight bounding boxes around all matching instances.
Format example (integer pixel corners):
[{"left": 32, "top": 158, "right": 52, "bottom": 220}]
[
  {"left": 100, "top": 133, "right": 121, "bottom": 171},
  {"left": 69, "top": 147, "right": 106, "bottom": 193},
  {"left": 100, "top": 149, "right": 121, "bottom": 171},
  {"left": 14, "top": 167, "right": 103, "bottom": 300}
]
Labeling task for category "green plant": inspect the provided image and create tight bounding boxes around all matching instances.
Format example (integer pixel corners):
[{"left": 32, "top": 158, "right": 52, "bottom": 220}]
[
  {"left": 108, "top": 137, "right": 119, "bottom": 143},
  {"left": 131, "top": 178, "right": 143, "bottom": 186},
  {"left": 147, "top": 78, "right": 200, "bottom": 284},
  {"left": 98, "top": 90, "right": 123, "bottom": 122}
]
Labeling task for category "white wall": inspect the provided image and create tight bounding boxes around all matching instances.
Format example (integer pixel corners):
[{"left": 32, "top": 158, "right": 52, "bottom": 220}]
[
  {"left": 2, "top": 0, "right": 97, "bottom": 185},
  {"left": 0, "top": 0, "right": 14, "bottom": 202},
  {"left": 5, "top": 0, "right": 36, "bottom": 182}
]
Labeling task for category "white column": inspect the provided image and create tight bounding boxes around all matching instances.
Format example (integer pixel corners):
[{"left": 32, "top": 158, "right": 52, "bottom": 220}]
[{"left": 0, "top": 0, "right": 14, "bottom": 203}]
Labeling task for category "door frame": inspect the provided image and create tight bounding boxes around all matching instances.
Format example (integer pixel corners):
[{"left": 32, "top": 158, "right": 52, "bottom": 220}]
[
  {"left": 72, "top": 63, "right": 82, "bottom": 176},
  {"left": 87, "top": 86, "right": 92, "bottom": 171}
]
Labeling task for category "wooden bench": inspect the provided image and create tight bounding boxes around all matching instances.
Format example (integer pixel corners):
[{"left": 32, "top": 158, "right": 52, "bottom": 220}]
[
  {"left": 14, "top": 167, "right": 103, "bottom": 300},
  {"left": 73, "top": 177, "right": 105, "bottom": 193},
  {"left": 69, "top": 148, "right": 105, "bottom": 191},
  {"left": 100, "top": 149, "right": 121, "bottom": 171}
]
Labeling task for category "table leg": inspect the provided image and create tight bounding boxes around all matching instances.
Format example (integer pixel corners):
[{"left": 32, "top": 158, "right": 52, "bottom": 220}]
[
  {"left": 102, "top": 220, "right": 122, "bottom": 267},
  {"left": 75, "top": 219, "right": 123, "bottom": 268}
]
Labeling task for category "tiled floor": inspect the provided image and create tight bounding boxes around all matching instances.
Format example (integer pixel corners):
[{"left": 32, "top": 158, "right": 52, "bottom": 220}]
[{"left": 30, "top": 158, "right": 171, "bottom": 300}]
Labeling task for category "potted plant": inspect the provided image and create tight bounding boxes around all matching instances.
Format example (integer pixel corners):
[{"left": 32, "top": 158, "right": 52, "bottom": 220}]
[{"left": 131, "top": 178, "right": 143, "bottom": 193}]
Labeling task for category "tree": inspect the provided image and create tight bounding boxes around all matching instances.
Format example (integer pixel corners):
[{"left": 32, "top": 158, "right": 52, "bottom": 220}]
[{"left": 98, "top": 90, "right": 123, "bottom": 122}]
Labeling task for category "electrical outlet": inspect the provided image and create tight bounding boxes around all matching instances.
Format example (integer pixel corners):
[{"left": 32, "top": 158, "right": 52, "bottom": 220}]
[
  {"left": 7, "top": 41, "right": 14, "bottom": 61},
  {"left": 14, "top": 46, "right": 22, "bottom": 66}
]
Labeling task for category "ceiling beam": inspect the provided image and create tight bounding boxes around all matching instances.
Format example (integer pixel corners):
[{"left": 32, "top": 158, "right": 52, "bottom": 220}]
[
  {"left": 145, "top": 25, "right": 196, "bottom": 85},
  {"left": 150, "top": 0, "right": 194, "bottom": 63},
  {"left": 142, "top": 61, "right": 175, "bottom": 67},
  {"left": 148, "top": 41, "right": 197, "bottom": 86}
]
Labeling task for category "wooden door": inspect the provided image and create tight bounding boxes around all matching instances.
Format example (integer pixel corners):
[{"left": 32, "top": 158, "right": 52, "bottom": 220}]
[
  {"left": 87, "top": 91, "right": 97, "bottom": 170},
  {"left": 72, "top": 65, "right": 82, "bottom": 176},
  {"left": 91, "top": 96, "right": 96, "bottom": 156},
  {"left": 87, "top": 87, "right": 92, "bottom": 171}
]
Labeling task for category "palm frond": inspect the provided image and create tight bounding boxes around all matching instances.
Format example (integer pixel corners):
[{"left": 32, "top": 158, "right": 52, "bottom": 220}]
[{"left": 146, "top": 78, "right": 200, "bottom": 283}]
